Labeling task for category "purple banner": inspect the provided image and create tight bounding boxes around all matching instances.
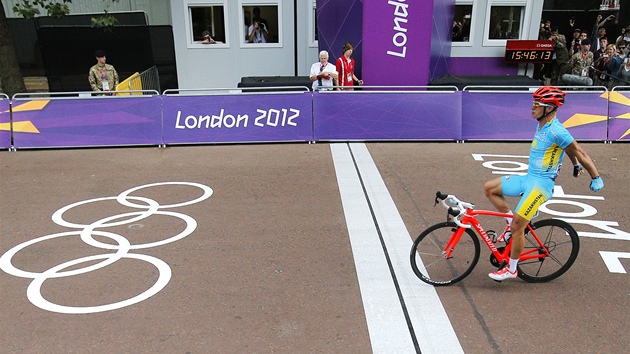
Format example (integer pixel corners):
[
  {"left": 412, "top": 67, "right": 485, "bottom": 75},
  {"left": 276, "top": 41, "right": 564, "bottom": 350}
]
[
  {"left": 462, "top": 91, "right": 608, "bottom": 140},
  {"left": 315, "top": 0, "right": 363, "bottom": 79},
  {"left": 0, "top": 96, "right": 9, "bottom": 149},
  {"left": 11, "top": 96, "right": 162, "bottom": 149},
  {"left": 313, "top": 91, "right": 462, "bottom": 140},
  {"left": 430, "top": 0, "right": 455, "bottom": 82},
  {"left": 362, "top": 0, "right": 433, "bottom": 86},
  {"left": 608, "top": 91, "right": 630, "bottom": 141},
  {"left": 162, "top": 93, "right": 313, "bottom": 144}
]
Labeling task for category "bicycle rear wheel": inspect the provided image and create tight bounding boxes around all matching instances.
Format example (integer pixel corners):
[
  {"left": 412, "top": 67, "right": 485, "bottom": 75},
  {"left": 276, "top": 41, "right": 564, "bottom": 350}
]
[
  {"left": 410, "top": 222, "right": 480, "bottom": 286},
  {"left": 518, "top": 218, "right": 580, "bottom": 283}
]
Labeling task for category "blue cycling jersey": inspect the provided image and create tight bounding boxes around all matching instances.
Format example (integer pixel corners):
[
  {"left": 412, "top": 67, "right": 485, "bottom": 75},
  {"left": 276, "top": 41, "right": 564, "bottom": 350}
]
[{"left": 528, "top": 117, "right": 574, "bottom": 180}]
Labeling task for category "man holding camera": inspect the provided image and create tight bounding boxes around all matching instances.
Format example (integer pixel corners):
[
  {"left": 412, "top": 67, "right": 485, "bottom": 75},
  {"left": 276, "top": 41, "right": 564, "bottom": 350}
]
[{"left": 248, "top": 8, "right": 269, "bottom": 44}]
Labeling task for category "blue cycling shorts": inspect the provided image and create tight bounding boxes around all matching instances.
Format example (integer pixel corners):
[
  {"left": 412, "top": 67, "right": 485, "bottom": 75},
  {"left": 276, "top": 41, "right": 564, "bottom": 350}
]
[{"left": 501, "top": 175, "right": 554, "bottom": 221}]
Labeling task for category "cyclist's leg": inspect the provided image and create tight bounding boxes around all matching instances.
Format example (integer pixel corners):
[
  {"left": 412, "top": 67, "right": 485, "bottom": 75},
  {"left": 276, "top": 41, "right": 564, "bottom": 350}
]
[
  {"left": 509, "top": 215, "right": 529, "bottom": 260},
  {"left": 483, "top": 176, "right": 512, "bottom": 213},
  {"left": 486, "top": 176, "right": 523, "bottom": 242},
  {"left": 511, "top": 177, "right": 554, "bottom": 259},
  {"left": 489, "top": 176, "right": 547, "bottom": 281}
]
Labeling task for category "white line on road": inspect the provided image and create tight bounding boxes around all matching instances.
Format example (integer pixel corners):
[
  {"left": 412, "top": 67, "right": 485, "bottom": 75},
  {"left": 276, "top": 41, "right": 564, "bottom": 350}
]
[{"left": 331, "top": 143, "right": 463, "bottom": 354}]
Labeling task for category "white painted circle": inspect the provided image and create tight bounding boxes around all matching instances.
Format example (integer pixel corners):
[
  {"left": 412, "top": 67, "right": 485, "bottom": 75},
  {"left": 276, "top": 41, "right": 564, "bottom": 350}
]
[
  {"left": 26, "top": 253, "right": 171, "bottom": 314},
  {"left": 117, "top": 182, "right": 213, "bottom": 209}
]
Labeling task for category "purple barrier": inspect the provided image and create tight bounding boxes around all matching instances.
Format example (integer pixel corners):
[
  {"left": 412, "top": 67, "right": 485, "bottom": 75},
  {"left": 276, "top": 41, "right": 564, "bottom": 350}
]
[
  {"left": 608, "top": 90, "right": 630, "bottom": 141},
  {"left": 11, "top": 96, "right": 163, "bottom": 149},
  {"left": 462, "top": 91, "right": 608, "bottom": 141},
  {"left": 162, "top": 92, "right": 313, "bottom": 144},
  {"left": 0, "top": 95, "right": 9, "bottom": 149},
  {"left": 313, "top": 91, "right": 462, "bottom": 140}
]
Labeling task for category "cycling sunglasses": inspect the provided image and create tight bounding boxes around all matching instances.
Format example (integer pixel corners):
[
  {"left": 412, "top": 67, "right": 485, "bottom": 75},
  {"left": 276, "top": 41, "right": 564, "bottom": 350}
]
[{"left": 532, "top": 101, "right": 553, "bottom": 108}]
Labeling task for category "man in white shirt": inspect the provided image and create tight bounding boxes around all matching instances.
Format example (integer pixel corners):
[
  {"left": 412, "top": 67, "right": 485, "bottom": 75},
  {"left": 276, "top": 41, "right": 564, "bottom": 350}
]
[
  {"left": 248, "top": 19, "right": 269, "bottom": 43},
  {"left": 309, "top": 50, "right": 338, "bottom": 90}
]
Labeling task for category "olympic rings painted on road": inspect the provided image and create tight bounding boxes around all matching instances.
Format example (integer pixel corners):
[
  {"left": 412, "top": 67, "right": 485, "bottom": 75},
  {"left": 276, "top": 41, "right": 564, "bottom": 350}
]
[{"left": 0, "top": 182, "right": 212, "bottom": 314}]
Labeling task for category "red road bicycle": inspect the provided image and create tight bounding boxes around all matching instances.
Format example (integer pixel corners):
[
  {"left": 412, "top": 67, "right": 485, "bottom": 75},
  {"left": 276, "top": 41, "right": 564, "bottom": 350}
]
[{"left": 410, "top": 192, "right": 580, "bottom": 286}]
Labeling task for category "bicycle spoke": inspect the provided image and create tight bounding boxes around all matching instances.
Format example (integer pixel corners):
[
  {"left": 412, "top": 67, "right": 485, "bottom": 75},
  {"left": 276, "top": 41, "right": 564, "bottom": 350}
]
[
  {"left": 410, "top": 223, "right": 480, "bottom": 286},
  {"left": 518, "top": 219, "right": 579, "bottom": 283}
]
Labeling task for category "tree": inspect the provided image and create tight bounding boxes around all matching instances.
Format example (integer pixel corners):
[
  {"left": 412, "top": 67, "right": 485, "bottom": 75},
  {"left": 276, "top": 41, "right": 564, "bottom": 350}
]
[{"left": 0, "top": 0, "right": 118, "bottom": 97}]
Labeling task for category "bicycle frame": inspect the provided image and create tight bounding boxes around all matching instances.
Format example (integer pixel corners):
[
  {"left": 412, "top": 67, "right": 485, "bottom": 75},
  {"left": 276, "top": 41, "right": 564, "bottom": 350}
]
[{"left": 444, "top": 208, "right": 550, "bottom": 264}]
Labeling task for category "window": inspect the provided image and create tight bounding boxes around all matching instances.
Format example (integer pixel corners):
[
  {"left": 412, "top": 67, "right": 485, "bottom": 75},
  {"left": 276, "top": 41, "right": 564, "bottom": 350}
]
[
  {"left": 453, "top": 4, "right": 473, "bottom": 42},
  {"left": 488, "top": 5, "right": 523, "bottom": 40},
  {"left": 188, "top": 3, "right": 228, "bottom": 48},
  {"left": 242, "top": 4, "right": 280, "bottom": 45}
]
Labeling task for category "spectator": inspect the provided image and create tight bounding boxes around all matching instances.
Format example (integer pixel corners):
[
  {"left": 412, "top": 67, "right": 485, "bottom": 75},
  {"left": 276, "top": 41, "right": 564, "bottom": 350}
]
[
  {"left": 252, "top": 7, "right": 269, "bottom": 32},
  {"left": 594, "top": 37, "right": 608, "bottom": 61},
  {"left": 248, "top": 8, "right": 269, "bottom": 43},
  {"left": 593, "top": 43, "right": 613, "bottom": 86},
  {"left": 615, "top": 57, "right": 630, "bottom": 85},
  {"left": 615, "top": 23, "right": 630, "bottom": 44},
  {"left": 569, "top": 28, "right": 582, "bottom": 56},
  {"left": 453, "top": 14, "right": 471, "bottom": 42},
  {"left": 591, "top": 14, "right": 615, "bottom": 52},
  {"left": 563, "top": 39, "right": 594, "bottom": 86},
  {"left": 88, "top": 49, "right": 119, "bottom": 94},
  {"left": 196, "top": 30, "right": 222, "bottom": 44},
  {"left": 309, "top": 50, "right": 338, "bottom": 91},
  {"left": 615, "top": 39, "right": 629, "bottom": 59},
  {"left": 335, "top": 42, "right": 363, "bottom": 90},
  {"left": 605, "top": 44, "right": 623, "bottom": 87},
  {"left": 547, "top": 28, "right": 570, "bottom": 85}
]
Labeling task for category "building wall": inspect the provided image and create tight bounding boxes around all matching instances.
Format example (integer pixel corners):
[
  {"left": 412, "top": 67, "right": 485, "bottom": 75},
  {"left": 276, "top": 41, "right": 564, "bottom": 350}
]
[{"left": 170, "top": 0, "right": 318, "bottom": 90}]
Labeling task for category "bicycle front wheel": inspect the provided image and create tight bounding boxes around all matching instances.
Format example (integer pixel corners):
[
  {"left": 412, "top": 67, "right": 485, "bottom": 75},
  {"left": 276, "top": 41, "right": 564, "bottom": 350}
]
[
  {"left": 518, "top": 218, "right": 580, "bottom": 283},
  {"left": 410, "top": 222, "right": 480, "bottom": 286}
]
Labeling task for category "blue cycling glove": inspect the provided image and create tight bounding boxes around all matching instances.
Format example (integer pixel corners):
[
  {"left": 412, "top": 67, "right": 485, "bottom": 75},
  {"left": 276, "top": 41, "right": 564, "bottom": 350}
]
[
  {"left": 590, "top": 176, "right": 604, "bottom": 192},
  {"left": 573, "top": 163, "right": 583, "bottom": 177}
]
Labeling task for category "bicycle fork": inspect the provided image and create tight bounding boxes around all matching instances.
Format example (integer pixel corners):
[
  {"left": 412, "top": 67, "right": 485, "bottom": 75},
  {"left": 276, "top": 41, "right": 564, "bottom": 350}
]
[{"left": 442, "top": 226, "right": 467, "bottom": 259}]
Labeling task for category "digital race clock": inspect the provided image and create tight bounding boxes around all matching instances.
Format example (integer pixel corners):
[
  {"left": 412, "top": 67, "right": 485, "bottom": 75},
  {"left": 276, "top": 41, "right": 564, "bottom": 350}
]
[{"left": 505, "top": 40, "right": 554, "bottom": 63}]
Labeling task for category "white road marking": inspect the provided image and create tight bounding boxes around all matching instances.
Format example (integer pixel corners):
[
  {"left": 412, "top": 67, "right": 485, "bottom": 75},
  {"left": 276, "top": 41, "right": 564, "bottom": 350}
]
[
  {"left": 599, "top": 251, "right": 630, "bottom": 273},
  {"left": 331, "top": 143, "right": 463, "bottom": 354}
]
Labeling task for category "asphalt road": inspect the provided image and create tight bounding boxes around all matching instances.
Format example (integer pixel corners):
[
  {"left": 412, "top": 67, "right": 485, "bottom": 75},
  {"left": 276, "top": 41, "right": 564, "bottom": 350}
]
[{"left": 1, "top": 142, "right": 628, "bottom": 353}]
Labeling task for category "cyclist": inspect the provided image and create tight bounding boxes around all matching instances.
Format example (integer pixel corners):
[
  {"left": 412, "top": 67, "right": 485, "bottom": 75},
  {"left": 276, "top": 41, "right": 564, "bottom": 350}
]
[{"left": 482, "top": 86, "right": 604, "bottom": 281}]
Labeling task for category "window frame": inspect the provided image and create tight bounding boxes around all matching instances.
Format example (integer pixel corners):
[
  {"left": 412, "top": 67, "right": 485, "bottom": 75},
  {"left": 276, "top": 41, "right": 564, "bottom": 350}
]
[
  {"left": 185, "top": 1, "right": 230, "bottom": 49},
  {"left": 309, "top": 0, "right": 318, "bottom": 47},
  {"left": 239, "top": 0, "right": 283, "bottom": 48},
  {"left": 482, "top": 0, "right": 531, "bottom": 47},
  {"left": 452, "top": 0, "right": 474, "bottom": 48}
]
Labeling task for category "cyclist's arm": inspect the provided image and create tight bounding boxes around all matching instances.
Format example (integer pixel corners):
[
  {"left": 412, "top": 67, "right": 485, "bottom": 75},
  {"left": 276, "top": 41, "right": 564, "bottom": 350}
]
[{"left": 565, "top": 140, "right": 600, "bottom": 178}]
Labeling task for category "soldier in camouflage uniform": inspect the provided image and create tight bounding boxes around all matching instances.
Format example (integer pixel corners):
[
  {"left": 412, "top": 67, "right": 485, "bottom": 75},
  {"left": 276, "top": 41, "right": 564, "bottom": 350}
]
[
  {"left": 566, "top": 38, "right": 594, "bottom": 77},
  {"left": 88, "top": 50, "right": 119, "bottom": 93}
]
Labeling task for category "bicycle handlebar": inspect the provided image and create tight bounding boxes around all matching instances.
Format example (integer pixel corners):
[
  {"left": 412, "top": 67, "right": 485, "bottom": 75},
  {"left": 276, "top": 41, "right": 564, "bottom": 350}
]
[{"left": 435, "top": 191, "right": 474, "bottom": 228}]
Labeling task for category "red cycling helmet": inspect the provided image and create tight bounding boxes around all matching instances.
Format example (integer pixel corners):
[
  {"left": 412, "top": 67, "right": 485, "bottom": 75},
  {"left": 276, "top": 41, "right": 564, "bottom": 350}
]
[{"left": 533, "top": 86, "right": 566, "bottom": 107}]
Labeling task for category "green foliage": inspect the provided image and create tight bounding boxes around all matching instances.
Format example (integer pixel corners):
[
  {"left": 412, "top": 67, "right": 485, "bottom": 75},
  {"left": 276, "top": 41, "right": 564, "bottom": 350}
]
[
  {"left": 12, "top": 0, "right": 72, "bottom": 19},
  {"left": 91, "top": 10, "right": 118, "bottom": 30}
]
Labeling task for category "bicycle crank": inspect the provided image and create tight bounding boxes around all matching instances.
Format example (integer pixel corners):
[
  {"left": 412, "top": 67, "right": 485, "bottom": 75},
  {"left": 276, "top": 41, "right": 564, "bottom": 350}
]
[{"left": 489, "top": 247, "right": 506, "bottom": 267}]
